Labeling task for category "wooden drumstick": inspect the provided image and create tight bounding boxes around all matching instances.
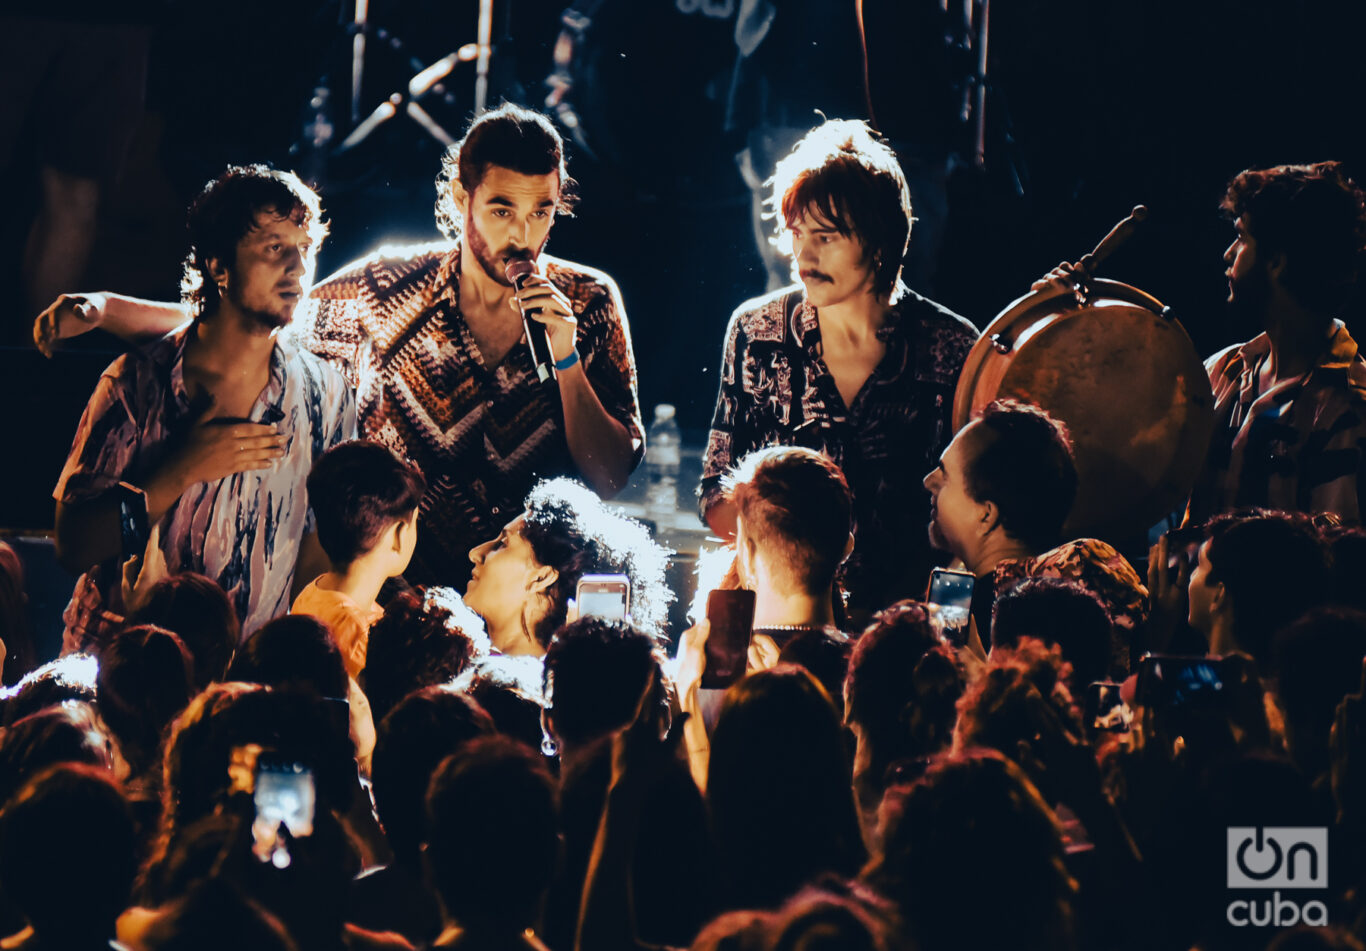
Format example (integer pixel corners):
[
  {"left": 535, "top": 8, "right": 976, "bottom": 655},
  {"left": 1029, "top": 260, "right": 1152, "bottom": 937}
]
[{"left": 1078, "top": 205, "right": 1149, "bottom": 275}]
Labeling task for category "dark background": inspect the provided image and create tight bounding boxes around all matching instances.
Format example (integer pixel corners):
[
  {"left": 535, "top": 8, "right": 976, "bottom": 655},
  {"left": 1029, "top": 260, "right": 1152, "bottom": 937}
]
[{"left": 3, "top": 0, "right": 1365, "bottom": 535}]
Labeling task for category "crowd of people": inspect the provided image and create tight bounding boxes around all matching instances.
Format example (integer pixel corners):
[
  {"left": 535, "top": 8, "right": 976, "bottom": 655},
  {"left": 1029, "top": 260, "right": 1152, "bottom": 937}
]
[{"left": 3, "top": 97, "right": 1366, "bottom": 951}]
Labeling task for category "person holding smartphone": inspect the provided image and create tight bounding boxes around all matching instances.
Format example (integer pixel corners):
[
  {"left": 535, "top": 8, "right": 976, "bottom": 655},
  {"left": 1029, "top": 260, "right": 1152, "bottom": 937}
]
[{"left": 675, "top": 446, "right": 855, "bottom": 787}]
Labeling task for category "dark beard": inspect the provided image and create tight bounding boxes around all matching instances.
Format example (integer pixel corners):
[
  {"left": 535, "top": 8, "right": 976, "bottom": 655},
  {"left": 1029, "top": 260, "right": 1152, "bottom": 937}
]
[{"left": 465, "top": 220, "right": 549, "bottom": 285}]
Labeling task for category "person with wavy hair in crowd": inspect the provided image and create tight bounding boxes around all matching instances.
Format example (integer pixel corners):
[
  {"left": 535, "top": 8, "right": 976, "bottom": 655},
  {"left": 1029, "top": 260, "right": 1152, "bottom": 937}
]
[
  {"left": 462, "top": 477, "right": 670, "bottom": 658},
  {"left": 955, "top": 639, "right": 1150, "bottom": 948},
  {"left": 842, "top": 600, "right": 963, "bottom": 849},
  {"left": 864, "top": 749, "right": 1077, "bottom": 951},
  {"left": 360, "top": 590, "right": 475, "bottom": 726},
  {"left": 130, "top": 572, "right": 240, "bottom": 688}
]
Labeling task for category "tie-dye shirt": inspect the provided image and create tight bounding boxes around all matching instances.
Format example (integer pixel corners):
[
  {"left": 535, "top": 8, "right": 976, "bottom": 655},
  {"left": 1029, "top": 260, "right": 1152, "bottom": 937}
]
[{"left": 54, "top": 324, "right": 356, "bottom": 650}]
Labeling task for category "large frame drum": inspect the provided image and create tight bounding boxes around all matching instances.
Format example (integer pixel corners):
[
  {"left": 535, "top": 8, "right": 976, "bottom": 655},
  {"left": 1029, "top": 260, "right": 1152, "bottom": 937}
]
[{"left": 952, "top": 278, "right": 1215, "bottom": 542}]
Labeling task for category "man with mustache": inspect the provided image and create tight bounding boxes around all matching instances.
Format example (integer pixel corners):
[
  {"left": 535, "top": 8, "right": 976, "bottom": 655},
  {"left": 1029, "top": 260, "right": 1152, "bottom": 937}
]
[
  {"left": 53, "top": 165, "right": 355, "bottom": 650},
  {"left": 700, "top": 118, "right": 978, "bottom": 617},
  {"left": 37, "top": 105, "right": 643, "bottom": 589}
]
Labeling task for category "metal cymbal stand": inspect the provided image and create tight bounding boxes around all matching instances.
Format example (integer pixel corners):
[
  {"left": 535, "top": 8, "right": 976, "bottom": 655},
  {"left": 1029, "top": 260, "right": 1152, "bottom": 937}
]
[
  {"left": 340, "top": 0, "right": 494, "bottom": 151},
  {"left": 294, "top": 0, "right": 495, "bottom": 173}
]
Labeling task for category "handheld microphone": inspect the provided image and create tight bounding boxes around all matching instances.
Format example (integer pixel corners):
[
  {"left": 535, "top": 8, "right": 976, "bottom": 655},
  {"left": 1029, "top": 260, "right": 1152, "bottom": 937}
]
[{"left": 504, "top": 256, "right": 555, "bottom": 383}]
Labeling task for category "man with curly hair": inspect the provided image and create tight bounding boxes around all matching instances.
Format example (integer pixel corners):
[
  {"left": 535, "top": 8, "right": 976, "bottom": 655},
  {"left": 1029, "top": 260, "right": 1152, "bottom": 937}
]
[
  {"left": 1189, "top": 161, "right": 1366, "bottom": 523},
  {"left": 53, "top": 166, "right": 354, "bottom": 651}
]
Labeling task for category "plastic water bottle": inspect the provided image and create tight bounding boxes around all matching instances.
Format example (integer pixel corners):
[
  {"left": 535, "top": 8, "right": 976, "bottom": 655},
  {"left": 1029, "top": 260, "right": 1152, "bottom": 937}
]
[{"left": 645, "top": 403, "right": 681, "bottom": 534}]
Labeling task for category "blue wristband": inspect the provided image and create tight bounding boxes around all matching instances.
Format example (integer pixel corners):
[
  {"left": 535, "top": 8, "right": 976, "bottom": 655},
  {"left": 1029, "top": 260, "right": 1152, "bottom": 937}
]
[{"left": 554, "top": 348, "right": 581, "bottom": 371}]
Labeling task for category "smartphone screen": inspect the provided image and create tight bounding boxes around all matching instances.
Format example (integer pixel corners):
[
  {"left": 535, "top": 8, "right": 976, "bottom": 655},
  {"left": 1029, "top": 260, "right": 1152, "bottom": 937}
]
[
  {"left": 927, "top": 568, "right": 975, "bottom": 644},
  {"left": 1164, "top": 526, "right": 1205, "bottom": 583},
  {"left": 249, "top": 756, "right": 315, "bottom": 868},
  {"left": 255, "top": 759, "right": 315, "bottom": 837},
  {"left": 702, "top": 589, "right": 756, "bottom": 690},
  {"left": 1137, "top": 655, "right": 1227, "bottom": 710},
  {"left": 577, "top": 573, "right": 630, "bottom": 622},
  {"left": 1086, "top": 681, "right": 1130, "bottom": 732}
]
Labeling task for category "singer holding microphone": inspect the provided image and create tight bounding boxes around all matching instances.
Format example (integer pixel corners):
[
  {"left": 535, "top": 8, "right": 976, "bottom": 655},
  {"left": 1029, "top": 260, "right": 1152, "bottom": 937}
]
[{"left": 33, "top": 104, "right": 644, "bottom": 590}]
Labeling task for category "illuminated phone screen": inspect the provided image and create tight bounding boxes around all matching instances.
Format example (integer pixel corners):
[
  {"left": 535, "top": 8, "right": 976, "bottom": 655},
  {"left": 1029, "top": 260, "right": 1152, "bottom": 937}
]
[{"left": 578, "top": 587, "right": 628, "bottom": 621}]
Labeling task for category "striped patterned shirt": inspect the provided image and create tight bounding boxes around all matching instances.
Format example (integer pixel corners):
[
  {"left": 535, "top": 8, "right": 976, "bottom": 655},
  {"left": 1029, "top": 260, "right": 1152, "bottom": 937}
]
[{"left": 1188, "top": 320, "right": 1366, "bottom": 524}]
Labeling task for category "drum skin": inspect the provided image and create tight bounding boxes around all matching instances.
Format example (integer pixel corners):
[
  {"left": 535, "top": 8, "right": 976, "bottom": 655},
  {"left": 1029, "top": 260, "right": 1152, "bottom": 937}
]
[{"left": 952, "top": 279, "right": 1215, "bottom": 541}]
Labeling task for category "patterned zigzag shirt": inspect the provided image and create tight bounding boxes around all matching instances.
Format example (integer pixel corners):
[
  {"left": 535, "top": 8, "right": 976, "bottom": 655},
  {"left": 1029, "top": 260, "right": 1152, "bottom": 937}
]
[{"left": 298, "top": 242, "right": 644, "bottom": 589}]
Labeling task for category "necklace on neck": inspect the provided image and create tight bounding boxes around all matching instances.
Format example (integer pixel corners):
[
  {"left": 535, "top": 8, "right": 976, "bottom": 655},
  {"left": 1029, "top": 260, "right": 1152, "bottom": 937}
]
[{"left": 753, "top": 623, "right": 836, "bottom": 632}]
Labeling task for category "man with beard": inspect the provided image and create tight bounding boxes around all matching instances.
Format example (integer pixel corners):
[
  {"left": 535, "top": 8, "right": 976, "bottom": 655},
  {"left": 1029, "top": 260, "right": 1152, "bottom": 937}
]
[
  {"left": 1186, "top": 161, "right": 1366, "bottom": 523},
  {"left": 53, "top": 166, "right": 355, "bottom": 650},
  {"left": 299, "top": 104, "right": 641, "bottom": 587},
  {"left": 36, "top": 105, "right": 643, "bottom": 588}
]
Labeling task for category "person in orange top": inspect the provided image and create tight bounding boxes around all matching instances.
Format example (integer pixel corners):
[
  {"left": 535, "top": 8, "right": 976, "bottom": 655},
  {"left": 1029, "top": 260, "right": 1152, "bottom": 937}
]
[{"left": 292, "top": 440, "right": 426, "bottom": 677}]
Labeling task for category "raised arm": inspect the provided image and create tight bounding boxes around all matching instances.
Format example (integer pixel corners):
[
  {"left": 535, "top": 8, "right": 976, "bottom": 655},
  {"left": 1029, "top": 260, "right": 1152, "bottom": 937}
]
[
  {"left": 34, "top": 293, "right": 191, "bottom": 357},
  {"left": 575, "top": 669, "right": 678, "bottom": 951}
]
